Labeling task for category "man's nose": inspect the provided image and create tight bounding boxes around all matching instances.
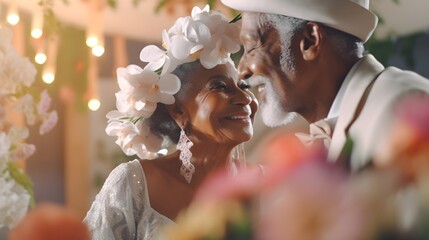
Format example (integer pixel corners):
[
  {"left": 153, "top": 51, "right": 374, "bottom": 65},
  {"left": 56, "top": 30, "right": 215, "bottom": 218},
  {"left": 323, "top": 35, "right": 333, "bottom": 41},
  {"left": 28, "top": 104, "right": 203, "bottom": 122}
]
[{"left": 238, "top": 55, "right": 253, "bottom": 80}]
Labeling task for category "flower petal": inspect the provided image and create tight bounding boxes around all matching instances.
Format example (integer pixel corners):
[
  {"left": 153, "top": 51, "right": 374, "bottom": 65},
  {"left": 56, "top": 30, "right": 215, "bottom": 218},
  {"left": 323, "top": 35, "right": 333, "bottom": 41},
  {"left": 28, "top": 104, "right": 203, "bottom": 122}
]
[
  {"left": 170, "top": 35, "right": 195, "bottom": 60},
  {"left": 140, "top": 45, "right": 166, "bottom": 63},
  {"left": 158, "top": 73, "right": 181, "bottom": 95}
]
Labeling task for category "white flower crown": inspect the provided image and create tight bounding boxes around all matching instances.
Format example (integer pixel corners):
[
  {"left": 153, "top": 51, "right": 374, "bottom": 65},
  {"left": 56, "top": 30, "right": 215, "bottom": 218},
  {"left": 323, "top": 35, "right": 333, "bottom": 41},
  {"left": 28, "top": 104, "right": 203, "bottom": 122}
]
[{"left": 106, "top": 5, "right": 242, "bottom": 159}]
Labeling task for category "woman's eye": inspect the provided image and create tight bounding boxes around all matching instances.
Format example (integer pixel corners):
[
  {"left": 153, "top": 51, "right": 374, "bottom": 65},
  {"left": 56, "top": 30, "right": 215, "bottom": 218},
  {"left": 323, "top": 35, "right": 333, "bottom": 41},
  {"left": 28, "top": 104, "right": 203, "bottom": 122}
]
[
  {"left": 239, "top": 81, "right": 251, "bottom": 90},
  {"left": 210, "top": 82, "right": 227, "bottom": 90}
]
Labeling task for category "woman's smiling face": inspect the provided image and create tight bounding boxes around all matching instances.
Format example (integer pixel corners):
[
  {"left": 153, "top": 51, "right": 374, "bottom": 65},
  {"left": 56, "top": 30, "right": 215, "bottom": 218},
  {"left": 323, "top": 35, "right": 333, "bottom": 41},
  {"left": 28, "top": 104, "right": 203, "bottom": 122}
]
[{"left": 175, "top": 62, "right": 258, "bottom": 145}]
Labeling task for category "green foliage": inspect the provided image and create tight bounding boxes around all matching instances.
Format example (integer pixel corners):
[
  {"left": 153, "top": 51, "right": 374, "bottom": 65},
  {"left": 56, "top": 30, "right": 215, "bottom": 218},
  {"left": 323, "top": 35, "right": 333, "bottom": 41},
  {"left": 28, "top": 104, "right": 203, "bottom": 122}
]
[
  {"left": 206, "top": 0, "right": 216, "bottom": 8},
  {"left": 107, "top": 0, "right": 117, "bottom": 9},
  {"left": 365, "top": 32, "right": 423, "bottom": 69},
  {"left": 155, "top": 0, "right": 170, "bottom": 13},
  {"left": 38, "top": 0, "right": 61, "bottom": 36},
  {"left": 365, "top": 37, "right": 395, "bottom": 67},
  {"left": 224, "top": 211, "right": 253, "bottom": 240},
  {"left": 55, "top": 25, "right": 90, "bottom": 112},
  {"left": 133, "top": 0, "right": 143, "bottom": 7}
]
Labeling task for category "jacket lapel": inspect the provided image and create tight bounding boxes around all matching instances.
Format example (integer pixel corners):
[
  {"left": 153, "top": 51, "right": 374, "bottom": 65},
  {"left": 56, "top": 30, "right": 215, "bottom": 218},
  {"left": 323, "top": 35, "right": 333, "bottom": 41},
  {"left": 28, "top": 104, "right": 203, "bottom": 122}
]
[{"left": 328, "top": 55, "right": 384, "bottom": 162}]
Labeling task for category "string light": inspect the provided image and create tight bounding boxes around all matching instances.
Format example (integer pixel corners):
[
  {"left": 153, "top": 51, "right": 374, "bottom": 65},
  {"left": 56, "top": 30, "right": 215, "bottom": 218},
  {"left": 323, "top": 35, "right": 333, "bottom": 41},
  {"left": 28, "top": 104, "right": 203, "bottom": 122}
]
[
  {"left": 42, "top": 71, "right": 55, "bottom": 84},
  {"left": 41, "top": 35, "right": 59, "bottom": 85},
  {"left": 6, "top": 5, "right": 20, "bottom": 26},
  {"left": 86, "top": 36, "right": 99, "bottom": 48},
  {"left": 88, "top": 48, "right": 101, "bottom": 112},
  {"left": 31, "top": 10, "right": 44, "bottom": 39},
  {"left": 35, "top": 52, "right": 47, "bottom": 65},
  {"left": 88, "top": 98, "right": 101, "bottom": 111},
  {"left": 86, "top": 0, "right": 105, "bottom": 54},
  {"left": 92, "top": 44, "right": 105, "bottom": 57}
]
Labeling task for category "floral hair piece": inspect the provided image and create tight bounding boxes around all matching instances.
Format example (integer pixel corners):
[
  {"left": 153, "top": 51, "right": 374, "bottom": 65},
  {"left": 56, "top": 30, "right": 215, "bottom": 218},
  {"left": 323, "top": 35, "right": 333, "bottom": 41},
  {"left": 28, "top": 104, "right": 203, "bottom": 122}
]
[{"left": 106, "top": 5, "right": 241, "bottom": 159}]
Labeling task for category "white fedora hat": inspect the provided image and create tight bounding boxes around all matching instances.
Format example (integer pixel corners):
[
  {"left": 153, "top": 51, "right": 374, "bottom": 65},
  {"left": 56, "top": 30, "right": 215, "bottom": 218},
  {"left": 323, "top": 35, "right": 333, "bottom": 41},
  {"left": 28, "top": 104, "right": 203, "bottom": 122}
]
[{"left": 221, "top": 0, "right": 378, "bottom": 42}]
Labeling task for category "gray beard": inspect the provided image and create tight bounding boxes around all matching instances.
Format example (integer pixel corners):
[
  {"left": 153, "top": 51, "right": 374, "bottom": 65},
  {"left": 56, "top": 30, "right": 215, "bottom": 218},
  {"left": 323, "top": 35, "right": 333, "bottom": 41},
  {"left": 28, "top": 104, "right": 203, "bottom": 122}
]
[
  {"left": 260, "top": 81, "right": 299, "bottom": 127},
  {"left": 249, "top": 76, "right": 299, "bottom": 128}
]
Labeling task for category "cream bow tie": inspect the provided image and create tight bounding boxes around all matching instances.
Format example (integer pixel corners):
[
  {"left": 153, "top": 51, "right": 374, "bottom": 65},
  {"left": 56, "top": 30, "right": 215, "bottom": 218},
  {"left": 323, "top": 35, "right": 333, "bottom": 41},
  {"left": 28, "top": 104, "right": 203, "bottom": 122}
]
[{"left": 295, "top": 118, "right": 337, "bottom": 149}]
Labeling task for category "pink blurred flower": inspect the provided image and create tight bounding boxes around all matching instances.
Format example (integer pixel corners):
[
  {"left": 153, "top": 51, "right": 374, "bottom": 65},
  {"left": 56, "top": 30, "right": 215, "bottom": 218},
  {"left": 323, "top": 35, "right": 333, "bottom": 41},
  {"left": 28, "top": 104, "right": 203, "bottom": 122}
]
[
  {"left": 195, "top": 163, "right": 264, "bottom": 203},
  {"left": 11, "top": 143, "right": 36, "bottom": 161},
  {"left": 374, "top": 95, "right": 429, "bottom": 182},
  {"left": 256, "top": 160, "right": 366, "bottom": 240},
  {"left": 395, "top": 94, "right": 429, "bottom": 140},
  {"left": 39, "top": 111, "right": 58, "bottom": 135},
  {"left": 37, "top": 90, "right": 52, "bottom": 116}
]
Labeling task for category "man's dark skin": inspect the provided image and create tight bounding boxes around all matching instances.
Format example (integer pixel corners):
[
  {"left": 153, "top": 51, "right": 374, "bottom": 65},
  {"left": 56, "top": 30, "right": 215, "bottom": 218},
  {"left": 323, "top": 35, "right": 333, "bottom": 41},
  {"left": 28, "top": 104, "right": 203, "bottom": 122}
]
[{"left": 237, "top": 12, "right": 360, "bottom": 123}]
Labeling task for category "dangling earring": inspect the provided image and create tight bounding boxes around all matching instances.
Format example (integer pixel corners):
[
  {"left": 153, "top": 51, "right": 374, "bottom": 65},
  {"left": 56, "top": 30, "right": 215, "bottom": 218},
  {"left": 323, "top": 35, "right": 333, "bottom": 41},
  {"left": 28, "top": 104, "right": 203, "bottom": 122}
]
[
  {"left": 231, "top": 143, "right": 246, "bottom": 161},
  {"left": 177, "top": 127, "right": 195, "bottom": 183},
  {"left": 230, "top": 143, "right": 246, "bottom": 177}
]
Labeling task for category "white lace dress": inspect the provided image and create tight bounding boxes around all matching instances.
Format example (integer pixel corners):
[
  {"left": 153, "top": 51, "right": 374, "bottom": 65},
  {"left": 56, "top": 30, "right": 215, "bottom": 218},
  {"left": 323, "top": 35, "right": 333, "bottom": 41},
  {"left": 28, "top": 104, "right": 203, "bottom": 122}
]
[{"left": 84, "top": 159, "right": 174, "bottom": 240}]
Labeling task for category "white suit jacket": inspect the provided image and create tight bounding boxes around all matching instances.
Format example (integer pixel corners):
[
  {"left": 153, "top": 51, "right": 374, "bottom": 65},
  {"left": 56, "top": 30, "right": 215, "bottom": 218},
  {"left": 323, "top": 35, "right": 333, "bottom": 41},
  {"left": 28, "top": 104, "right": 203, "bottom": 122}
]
[{"left": 328, "top": 54, "right": 429, "bottom": 170}]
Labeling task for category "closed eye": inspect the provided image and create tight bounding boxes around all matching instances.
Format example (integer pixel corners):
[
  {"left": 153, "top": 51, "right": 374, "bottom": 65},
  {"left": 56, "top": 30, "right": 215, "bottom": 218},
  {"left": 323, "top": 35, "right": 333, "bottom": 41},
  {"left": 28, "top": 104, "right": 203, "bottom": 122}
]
[
  {"left": 209, "top": 81, "right": 227, "bottom": 91},
  {"left": 246, "top": 42, "right": 262, "bottom": 54},
  {"left": 239, "top": 80, "right": 251, "bottom": 90}
]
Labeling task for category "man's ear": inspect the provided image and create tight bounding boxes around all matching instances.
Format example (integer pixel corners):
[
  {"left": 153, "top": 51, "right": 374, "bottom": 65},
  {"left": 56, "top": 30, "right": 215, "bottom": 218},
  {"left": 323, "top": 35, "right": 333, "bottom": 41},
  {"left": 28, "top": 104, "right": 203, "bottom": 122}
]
[
  {"left": 166, "top": 104, "right": 188, "bottom": 128},
  {"left": 300, "top": 22, "right": 323, "bottom": 61}
]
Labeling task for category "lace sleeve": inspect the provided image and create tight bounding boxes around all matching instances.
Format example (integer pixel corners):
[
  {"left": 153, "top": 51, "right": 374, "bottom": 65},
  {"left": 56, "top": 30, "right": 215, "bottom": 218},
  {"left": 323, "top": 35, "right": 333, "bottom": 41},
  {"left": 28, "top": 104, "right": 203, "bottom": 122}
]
[{"left": 83, "top": 162, "right": 143, "bottom": 240}]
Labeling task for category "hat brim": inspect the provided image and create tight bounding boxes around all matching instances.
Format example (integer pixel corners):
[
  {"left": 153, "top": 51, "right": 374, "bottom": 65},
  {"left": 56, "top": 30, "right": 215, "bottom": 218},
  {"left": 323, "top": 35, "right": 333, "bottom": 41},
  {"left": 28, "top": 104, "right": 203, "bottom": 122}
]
[{"left": 221, "top": 0, "right": 377, "bottom": 42}]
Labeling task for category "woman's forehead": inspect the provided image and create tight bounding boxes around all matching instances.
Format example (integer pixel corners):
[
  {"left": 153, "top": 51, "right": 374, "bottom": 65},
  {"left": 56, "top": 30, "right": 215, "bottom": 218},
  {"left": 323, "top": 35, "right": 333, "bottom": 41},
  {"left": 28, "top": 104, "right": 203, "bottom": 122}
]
[{"left": 202, "top": 63, "right": 239, "bottom": 81}]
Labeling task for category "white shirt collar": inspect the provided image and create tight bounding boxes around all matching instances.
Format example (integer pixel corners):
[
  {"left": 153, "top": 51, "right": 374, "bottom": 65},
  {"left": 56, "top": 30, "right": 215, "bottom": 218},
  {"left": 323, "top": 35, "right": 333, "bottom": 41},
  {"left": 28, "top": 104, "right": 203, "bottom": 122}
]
[{"left": 326, "top": 58, "right": 365, "bottom": 119}]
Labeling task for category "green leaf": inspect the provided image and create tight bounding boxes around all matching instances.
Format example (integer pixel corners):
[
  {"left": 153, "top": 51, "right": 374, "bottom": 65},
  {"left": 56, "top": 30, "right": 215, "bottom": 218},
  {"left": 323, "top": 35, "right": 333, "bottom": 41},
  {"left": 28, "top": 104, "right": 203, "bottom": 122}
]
[
  {"left": 372, "top": 10, "right": 384, "bottom": 25},
  {"left": 225, "top": 210, "right": 253, "bottom": 240},
  {"left": 206, "top": 0, "right": 216, "bottom": 8},
  {"left": 155, "top": 67, "right": 163, "bottom": 75},
  {"left": 107, "top": 0, "right": 117, "bottom": 9},
  {"left": 337, "top": 135, "right": 354, "bottom": 169},
  {"left": 133, "top": 0, "right": 143, "bottom": 7},
  {"left": 401, "top": 33, "right": 421, "bottom": 69},
  {"left": 229, "top": 13, "right": 242, "bottom": 24},
  {"left": 131, "top": 117, "right": 143, "bottom": 124},
  {"left": 155, "top": 0, "right": 170, "bottom": 13},
  {"left": 365, "top": 37, "right": 394, "bottom": 67},
  {"left": 7, "top": 162, "right": 35, "bottom": 208}
]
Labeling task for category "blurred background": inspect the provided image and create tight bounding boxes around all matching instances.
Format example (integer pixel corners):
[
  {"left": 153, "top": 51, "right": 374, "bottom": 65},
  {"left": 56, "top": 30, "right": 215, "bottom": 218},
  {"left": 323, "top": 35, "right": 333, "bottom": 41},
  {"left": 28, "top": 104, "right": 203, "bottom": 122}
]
[{"left": 2, "top": 0, "right": 428, "bottom": 220}]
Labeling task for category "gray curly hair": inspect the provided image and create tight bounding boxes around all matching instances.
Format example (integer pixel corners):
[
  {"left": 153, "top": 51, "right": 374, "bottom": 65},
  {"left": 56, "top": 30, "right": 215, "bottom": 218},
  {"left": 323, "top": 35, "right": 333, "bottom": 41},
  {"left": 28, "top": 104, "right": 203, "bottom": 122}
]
[{"left": 259, "top": 13, "right": 364, "bottom": 74}]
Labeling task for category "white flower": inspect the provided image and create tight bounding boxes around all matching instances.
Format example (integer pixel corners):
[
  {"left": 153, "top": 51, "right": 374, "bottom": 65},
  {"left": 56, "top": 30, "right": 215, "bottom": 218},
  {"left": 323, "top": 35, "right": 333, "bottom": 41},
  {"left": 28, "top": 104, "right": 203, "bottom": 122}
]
[
  {"left": 168, "top": 16, "right": 211, "bottom": 61},
  {"left": 0, "top": 26, "right": 56, "bottom": 229},
  {"left": 116, "top": 65, "right": 181, "bottom": 117},
  {"left": 0, "top": 28, "right": 36, "bottom": 96},
  {"left": 136, "top": 119, "right": 164, "bottom": 153},
  {"left": 8, "top": 127, "right": 29, "bottom": 143},
  {"left": 106, "top": 112, "right": 163, "bottom": 159},
  {"left": 0, "top": 132, "right": 11, "bottom": 160},
  {"left": 15, "top": 94, "right": 36, "bottom": 126},
  {"left": 140, "top": 39, "right": 179, "bottom": 75},
  {"left": 0, "top": 172, "right": 30, "bottom": 229},
  {"left": 191, "top": 4, "right": 210, "bottom": 17},
  {"left": 192, "top": 6, "right": 241, "bottom": 69},
  {"left": 106, "top": 120, "right": 140, "bottom": 156}
]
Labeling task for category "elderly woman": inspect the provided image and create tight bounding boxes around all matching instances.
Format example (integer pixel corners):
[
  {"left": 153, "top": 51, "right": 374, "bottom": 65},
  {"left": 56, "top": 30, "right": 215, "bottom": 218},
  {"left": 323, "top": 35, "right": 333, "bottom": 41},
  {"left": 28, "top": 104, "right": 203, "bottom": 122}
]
[{"left": 84, "top": 6, "right": 258, "bottom": 240}]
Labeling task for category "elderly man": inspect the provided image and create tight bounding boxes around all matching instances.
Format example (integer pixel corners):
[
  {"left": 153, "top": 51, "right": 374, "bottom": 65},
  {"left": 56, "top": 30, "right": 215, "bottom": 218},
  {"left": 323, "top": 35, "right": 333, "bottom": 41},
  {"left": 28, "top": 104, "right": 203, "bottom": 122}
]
[{"left": 221, "top": 0, "right": 429, "bottom": 170}]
